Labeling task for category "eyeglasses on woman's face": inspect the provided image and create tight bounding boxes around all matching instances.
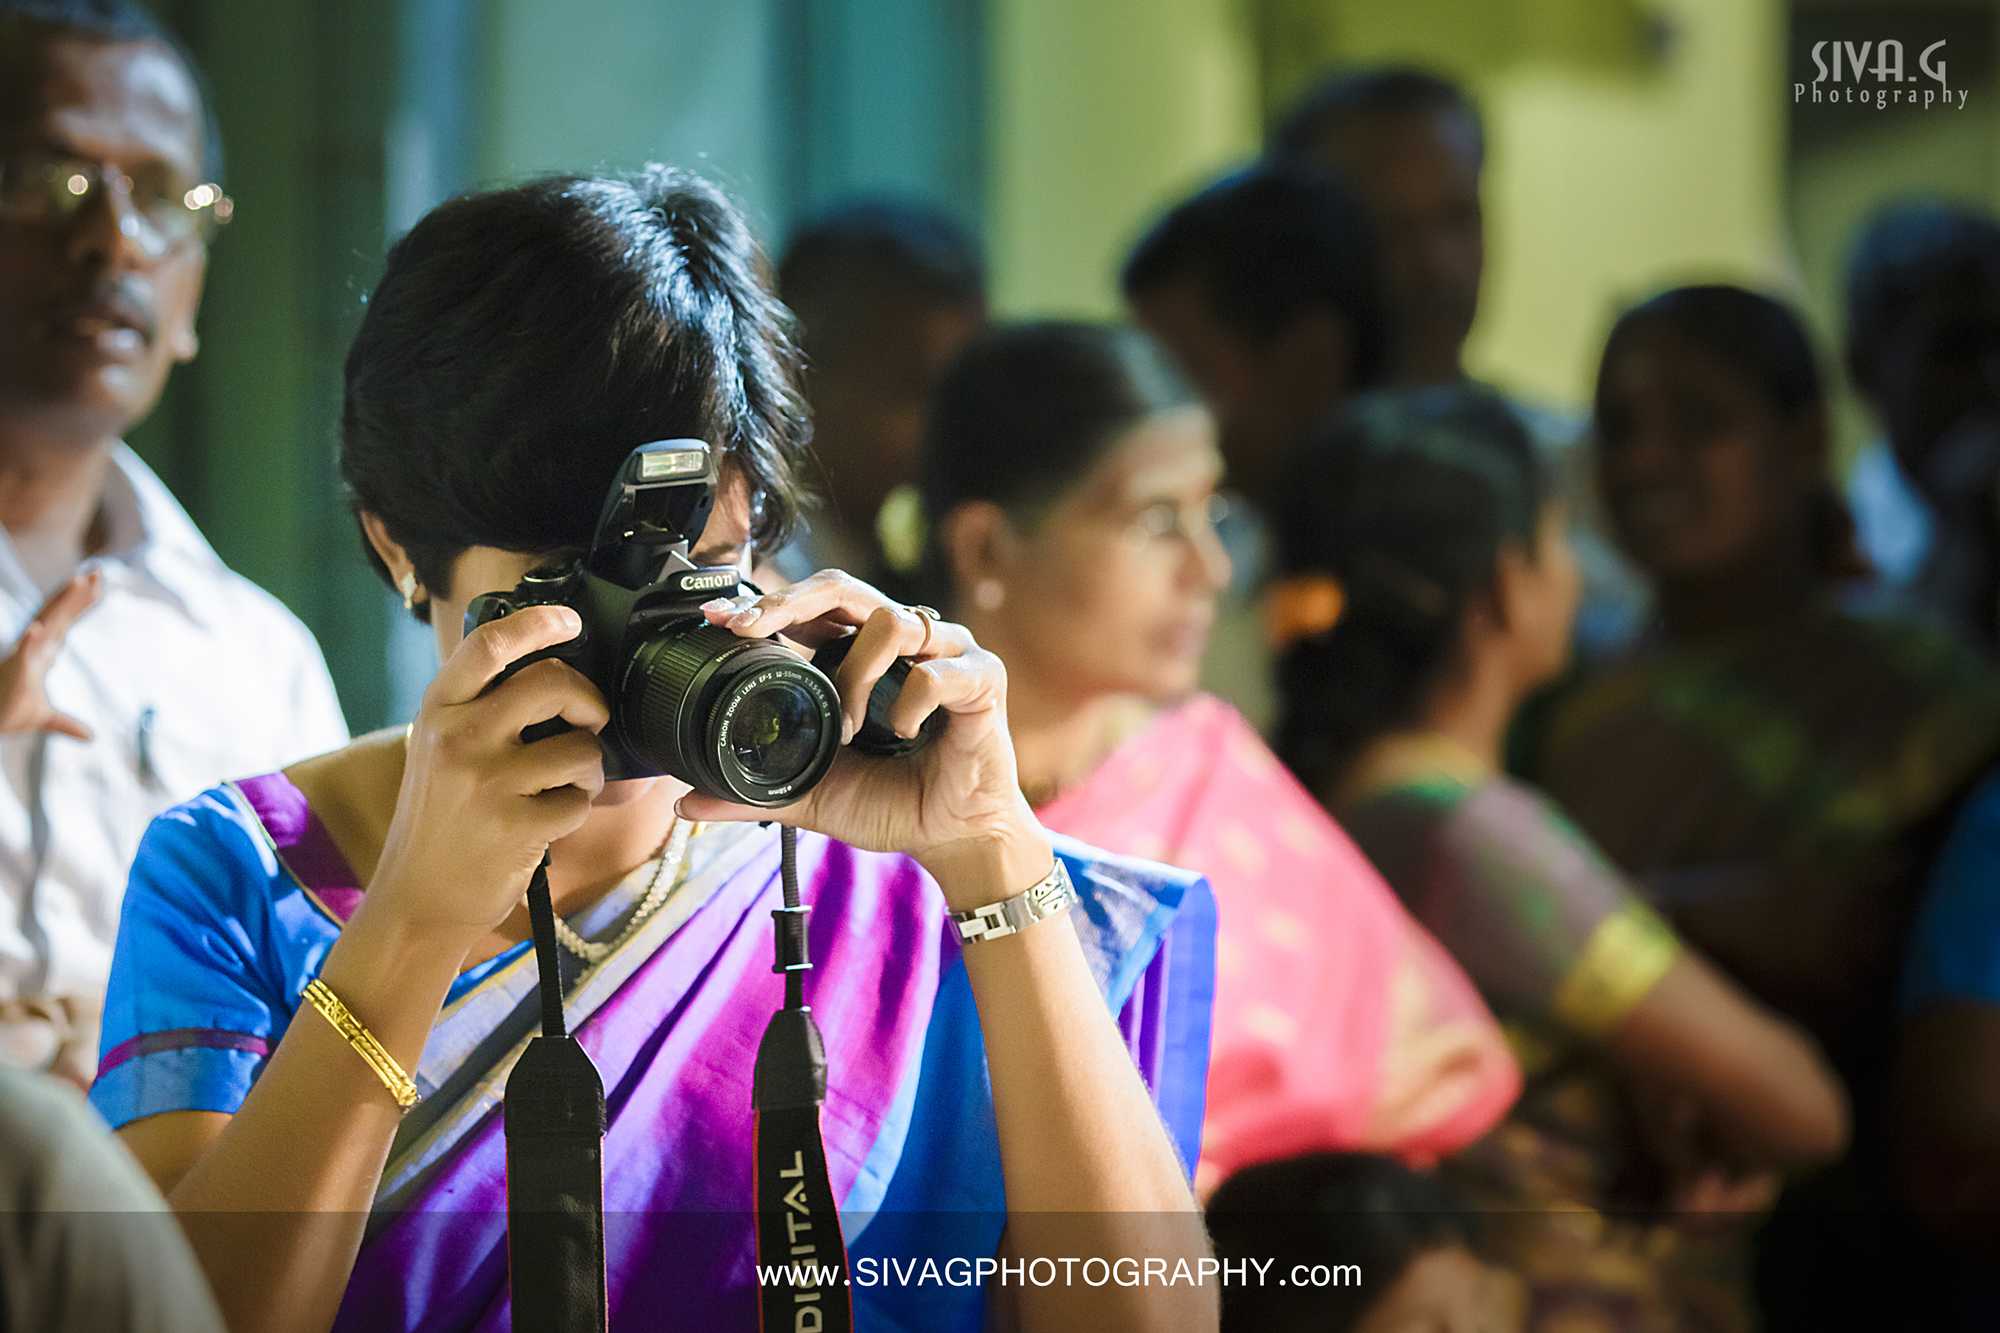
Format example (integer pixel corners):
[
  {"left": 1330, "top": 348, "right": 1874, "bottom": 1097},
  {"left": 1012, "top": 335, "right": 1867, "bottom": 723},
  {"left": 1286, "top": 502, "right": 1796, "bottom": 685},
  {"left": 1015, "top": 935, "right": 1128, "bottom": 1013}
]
[
  {"left": 1117, "top": 491, "right": 1232, "bottom": 547},
  {"left": 0, "top": 150, "right": 232, "bottom": 259}
]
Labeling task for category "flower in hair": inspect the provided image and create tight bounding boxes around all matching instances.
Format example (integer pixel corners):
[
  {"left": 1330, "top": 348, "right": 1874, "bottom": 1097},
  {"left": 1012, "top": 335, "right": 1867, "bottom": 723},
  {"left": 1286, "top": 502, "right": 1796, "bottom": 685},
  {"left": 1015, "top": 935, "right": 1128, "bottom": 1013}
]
[{"left": 1263, "top": 574, "right": 1346, "bottom": 650}]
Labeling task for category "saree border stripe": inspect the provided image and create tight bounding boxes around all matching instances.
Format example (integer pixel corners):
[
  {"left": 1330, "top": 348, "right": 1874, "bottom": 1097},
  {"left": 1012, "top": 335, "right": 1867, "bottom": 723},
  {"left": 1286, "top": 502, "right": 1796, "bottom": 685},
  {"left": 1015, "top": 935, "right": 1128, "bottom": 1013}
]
[
  {"left": 222, "top": 778, "right": 357, "bottom": 930},
  {"left": 372, "top": 821, "right": 770, "bottom": 1213},
  {"left": 97, "top": 1026, "right": 271, "bottom": 1077}
]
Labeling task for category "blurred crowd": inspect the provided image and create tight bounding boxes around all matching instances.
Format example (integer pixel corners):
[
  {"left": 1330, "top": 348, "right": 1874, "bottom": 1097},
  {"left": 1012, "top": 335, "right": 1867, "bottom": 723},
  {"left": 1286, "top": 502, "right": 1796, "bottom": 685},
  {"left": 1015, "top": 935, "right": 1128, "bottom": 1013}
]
[
  {"left": 9, "top": 1, "right": 2000, "bottom": 1331},
  {"left": 790, "top": 69, "right": 2000, "bottom": 1332}
]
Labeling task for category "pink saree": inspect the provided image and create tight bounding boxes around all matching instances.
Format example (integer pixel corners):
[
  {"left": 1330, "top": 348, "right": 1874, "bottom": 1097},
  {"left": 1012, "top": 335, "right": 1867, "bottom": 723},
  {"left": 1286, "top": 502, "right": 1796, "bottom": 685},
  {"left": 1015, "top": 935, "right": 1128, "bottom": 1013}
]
[{"left": 1039, "top": 695, "right": 1518, "bottom": 1188}]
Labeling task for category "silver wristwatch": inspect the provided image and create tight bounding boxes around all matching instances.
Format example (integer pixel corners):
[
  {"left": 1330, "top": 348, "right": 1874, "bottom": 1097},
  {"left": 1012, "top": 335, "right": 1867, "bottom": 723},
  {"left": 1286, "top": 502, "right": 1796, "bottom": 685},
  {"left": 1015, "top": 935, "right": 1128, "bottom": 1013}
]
[{"left": 949, "top": 857, "right": 1077, "bottom": 945}]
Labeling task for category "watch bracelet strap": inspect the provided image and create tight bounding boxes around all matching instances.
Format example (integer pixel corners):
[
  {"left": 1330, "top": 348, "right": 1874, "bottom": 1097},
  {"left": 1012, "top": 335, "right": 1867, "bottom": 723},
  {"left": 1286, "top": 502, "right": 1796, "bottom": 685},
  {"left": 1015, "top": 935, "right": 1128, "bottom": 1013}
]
[{"left": 949, "top": 857, "right": 1076, "bottom": 945}]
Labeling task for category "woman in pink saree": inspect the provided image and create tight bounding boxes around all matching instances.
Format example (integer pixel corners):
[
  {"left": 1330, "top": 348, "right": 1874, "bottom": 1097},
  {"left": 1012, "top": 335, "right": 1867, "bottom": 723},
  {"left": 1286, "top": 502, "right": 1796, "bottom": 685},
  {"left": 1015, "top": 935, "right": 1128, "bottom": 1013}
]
[{"left": 913, "top": 323, "right": 1520, "bottom": 1188}]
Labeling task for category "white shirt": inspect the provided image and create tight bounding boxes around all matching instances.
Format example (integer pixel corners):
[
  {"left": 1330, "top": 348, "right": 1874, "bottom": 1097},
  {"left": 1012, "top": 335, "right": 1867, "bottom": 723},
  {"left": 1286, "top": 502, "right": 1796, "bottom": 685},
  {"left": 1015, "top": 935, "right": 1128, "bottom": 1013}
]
[{"left": 0, "top": 447, "right": 349, "bottom": 1007}]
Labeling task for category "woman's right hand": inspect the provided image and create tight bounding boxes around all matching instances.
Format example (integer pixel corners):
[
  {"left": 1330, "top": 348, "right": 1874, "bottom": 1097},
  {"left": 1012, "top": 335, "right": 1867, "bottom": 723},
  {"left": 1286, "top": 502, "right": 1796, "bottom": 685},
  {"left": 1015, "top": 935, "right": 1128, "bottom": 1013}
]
[{"left": 363, "top": 605, "right": 610, "bottom": 945}]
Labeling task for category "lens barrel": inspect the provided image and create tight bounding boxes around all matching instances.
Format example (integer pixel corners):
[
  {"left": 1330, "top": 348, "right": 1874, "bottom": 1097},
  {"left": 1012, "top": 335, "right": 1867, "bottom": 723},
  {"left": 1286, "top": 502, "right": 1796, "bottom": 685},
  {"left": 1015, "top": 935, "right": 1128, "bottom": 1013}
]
[{"left": 621, "top": 621, "right": 842, "bottom": 806}]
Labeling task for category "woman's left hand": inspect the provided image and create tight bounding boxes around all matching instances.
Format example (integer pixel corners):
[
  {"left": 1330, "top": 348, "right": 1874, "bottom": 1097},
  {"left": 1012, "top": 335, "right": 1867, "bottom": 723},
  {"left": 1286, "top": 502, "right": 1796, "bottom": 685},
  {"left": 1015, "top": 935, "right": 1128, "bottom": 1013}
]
[{"left": 678, "top": 570, "right": 1049, "bottom": 903}]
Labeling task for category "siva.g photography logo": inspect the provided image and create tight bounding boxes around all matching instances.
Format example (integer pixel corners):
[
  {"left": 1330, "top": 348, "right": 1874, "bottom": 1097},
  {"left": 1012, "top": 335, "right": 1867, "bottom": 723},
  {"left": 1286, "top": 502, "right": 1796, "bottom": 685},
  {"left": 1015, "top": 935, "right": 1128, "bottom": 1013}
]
[{"left": 1795, "top": 39, "right": 1966, "bottom": 110}]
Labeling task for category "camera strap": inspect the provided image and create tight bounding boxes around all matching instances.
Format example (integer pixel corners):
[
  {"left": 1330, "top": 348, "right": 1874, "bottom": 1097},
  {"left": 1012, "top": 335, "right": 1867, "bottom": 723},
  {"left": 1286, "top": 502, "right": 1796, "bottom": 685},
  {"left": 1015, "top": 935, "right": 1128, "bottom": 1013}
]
[
  {"left": 501, "top": 834, "right": 853, "bottom": 1332},
  {"left": 505, "top": 853, "right": 609, "bottom": 1333},
  {"left": 753, "top": 826, "right": 855, "bottom": 1333}
]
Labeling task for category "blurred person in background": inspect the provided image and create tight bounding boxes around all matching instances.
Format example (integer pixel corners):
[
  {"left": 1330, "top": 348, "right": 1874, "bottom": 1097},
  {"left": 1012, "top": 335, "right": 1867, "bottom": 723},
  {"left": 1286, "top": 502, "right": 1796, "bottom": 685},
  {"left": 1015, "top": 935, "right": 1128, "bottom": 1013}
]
[
  {"left": 1894, "top": 763, "right": 2000, "bottom": 1322},
  {"left": 1207, "top": 1152, "right": 1525, "bottom": 1333},
  {"left": 1844, "top": 198, "right": 2000, "bottom": 653},
  {"left": 1122, "top": 163, "right": 1389, "bottom": 531},
  {"left": 1268, "top": 67, "right": 1480, "bottom": 393},
  {"left": 93, "top": 167, "right": 1215, "bottom": 1333},
  {"left": 1272, "top": 65, "right": 1646, "bottom": 658},
  {"left": 1538, "top": 285, "right": 2000, "bottom": 1330},
  {"left": 1121, "top": 162, "right": 1391, "bottom": 730},
  {"left": 776, "top": 197, "right": 985, "bottom": 591},
  {"left": 1274, "top": 385, "right": 1847, "bottom": 1332},
  {"left": 0, "top": 0, "right": 345, "bottom": 1082},
  {"left": 0, "top": 1065, "right": 224, "bottom": 1331},
  {"left": 1538, "top": 286, "right": 2000, "bottom": 1074},
  {"left": 921, "top": 321, "right": 1519, "bottom": 1195}
]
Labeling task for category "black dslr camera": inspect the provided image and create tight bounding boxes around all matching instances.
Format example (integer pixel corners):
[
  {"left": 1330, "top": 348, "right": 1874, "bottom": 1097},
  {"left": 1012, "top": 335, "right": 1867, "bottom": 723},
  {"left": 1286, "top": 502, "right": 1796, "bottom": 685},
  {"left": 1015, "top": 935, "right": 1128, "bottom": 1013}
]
[{"left": 465, "top": 440, "right": 934, "bottom": 807}]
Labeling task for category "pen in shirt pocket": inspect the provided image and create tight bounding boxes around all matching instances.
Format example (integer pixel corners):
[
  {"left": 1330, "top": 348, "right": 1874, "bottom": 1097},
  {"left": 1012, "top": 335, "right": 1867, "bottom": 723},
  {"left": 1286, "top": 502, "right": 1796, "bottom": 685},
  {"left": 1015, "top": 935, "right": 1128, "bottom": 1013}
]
[{"left": 136, "top": 705, "right": 159, "bottom": 787}]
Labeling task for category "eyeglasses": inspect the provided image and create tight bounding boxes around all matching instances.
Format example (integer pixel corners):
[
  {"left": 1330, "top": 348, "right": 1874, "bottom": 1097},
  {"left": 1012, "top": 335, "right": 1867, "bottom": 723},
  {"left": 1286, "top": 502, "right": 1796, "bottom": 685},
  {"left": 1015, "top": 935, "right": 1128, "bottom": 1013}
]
[
  {"left": 1121, "top": 492, "right": 1232, "bottom": 546},
  {"left": 0, "top": 152, "right": 233, "bottom": 257}
]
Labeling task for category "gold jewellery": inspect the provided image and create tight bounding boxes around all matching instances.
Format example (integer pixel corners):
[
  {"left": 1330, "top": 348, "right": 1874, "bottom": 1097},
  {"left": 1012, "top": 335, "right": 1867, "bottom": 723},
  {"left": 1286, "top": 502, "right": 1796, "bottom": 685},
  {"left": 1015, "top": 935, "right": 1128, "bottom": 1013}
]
[{"left": 301, "top": 977, "right": 420, "bottom": 1110}]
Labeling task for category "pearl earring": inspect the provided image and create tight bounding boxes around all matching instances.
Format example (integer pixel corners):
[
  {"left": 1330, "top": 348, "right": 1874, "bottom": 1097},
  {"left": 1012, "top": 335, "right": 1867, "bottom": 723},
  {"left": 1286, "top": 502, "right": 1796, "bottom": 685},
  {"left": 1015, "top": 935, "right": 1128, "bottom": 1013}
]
[
  {"left": 398, "top": 571, "right": 422, "bottom": 611},
  {"left": 973, "top": 579, "right": 1005, "bottom": 612}
]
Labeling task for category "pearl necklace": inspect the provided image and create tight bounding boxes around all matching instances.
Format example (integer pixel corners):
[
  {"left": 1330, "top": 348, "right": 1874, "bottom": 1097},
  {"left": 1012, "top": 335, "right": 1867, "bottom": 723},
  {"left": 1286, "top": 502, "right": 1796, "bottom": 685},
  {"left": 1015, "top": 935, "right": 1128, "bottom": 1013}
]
[{"left": 551, "top": 819, "right": 696, "bottom": 964}]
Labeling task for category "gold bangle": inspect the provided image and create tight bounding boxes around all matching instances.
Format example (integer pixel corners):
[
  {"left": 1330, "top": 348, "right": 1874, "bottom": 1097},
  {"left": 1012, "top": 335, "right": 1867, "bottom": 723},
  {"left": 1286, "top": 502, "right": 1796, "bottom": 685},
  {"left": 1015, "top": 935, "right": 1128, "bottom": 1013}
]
[{"left": 301, "top": 977, "right": 420, "bottom": 1110}]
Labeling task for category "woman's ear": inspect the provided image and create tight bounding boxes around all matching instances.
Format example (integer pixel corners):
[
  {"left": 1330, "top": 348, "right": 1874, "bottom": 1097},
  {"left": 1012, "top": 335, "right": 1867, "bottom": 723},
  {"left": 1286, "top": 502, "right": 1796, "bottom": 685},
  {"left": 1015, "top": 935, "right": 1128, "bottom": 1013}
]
[
  {"left": 1487, "top": 546, "right": 1531, "bottom": 635},
  {"left": 936, "top": 502, "right": 1017, "bottom": 608},
  {"left": 359, "top": 511, "right": 413, "bottom": 586}
]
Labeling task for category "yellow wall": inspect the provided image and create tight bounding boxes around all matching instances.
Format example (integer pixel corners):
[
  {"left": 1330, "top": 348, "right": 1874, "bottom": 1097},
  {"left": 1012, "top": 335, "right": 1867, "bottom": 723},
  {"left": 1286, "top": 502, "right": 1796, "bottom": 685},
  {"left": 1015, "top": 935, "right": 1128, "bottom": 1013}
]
[
  {"left": 985, "top": 0, "right": 1263, "bottom": 317},
  {"left": 986, "top": 0, "right": 1790, "bottom": 412},
  {"left": 1478, "top": 0, "right": 1789, "bottom": 407}
]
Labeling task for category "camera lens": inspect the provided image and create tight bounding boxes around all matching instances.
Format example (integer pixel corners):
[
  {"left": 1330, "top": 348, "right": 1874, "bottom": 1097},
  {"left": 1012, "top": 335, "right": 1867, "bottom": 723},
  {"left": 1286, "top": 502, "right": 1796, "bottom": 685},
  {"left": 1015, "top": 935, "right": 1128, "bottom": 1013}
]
[
  {"left": 620, "top": 621, "right": 841, "bottom": 806},
  {"left": 726, "top": 681, "right": 824, "bottom": 785}
]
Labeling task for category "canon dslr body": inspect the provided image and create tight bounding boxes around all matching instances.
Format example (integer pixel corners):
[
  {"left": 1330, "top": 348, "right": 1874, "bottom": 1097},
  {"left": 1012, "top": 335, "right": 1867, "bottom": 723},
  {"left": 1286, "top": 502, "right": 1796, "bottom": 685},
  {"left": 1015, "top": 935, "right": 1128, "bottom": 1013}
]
[{"left": 466, "top": 440, "right": 862, "bottom": 807}]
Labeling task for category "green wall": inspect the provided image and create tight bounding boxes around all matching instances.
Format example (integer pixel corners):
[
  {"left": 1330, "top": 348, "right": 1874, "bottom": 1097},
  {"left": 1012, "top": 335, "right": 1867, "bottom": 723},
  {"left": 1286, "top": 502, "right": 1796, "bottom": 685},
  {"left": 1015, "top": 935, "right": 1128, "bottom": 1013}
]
[{"left": 134, "top": 0, "right": 400, "bottom": 732}]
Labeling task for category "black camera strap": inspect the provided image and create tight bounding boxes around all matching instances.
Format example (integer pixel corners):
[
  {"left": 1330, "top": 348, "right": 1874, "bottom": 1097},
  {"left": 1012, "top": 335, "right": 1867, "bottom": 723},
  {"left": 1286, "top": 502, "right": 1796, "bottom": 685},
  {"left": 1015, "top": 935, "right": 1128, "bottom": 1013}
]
[
  {"left": 502, "top": 833, "right": 853, "bottom": 1332},
  {"left": 754, "top": 826, "right": 855, "bottom": 1333},
  {"left": 505, "top": 853, "right": 609, "bottom": 1333}
]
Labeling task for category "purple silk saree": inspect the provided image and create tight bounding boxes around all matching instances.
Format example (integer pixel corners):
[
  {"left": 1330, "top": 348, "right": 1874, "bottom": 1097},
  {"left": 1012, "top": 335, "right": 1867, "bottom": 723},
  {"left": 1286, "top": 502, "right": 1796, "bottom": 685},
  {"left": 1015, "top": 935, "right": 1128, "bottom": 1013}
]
[{"left": 92, "top": 774, "right": 1214, "bottom": 1330}]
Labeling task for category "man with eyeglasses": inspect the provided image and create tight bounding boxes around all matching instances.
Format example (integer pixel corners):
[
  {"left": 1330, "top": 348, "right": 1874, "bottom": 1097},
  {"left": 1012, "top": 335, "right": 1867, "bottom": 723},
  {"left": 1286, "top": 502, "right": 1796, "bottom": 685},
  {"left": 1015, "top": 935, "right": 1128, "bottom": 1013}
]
[{"left": 0, "top": 0, "right": 346, "bottom": 1090}]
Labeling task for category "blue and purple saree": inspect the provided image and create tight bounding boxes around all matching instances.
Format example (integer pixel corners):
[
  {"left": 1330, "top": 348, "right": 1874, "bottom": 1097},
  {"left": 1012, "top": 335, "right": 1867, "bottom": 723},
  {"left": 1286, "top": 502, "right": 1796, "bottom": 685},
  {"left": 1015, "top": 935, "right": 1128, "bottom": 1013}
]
[{"left": 90, "top": 774, "right": 1214, "bottom": 1330}]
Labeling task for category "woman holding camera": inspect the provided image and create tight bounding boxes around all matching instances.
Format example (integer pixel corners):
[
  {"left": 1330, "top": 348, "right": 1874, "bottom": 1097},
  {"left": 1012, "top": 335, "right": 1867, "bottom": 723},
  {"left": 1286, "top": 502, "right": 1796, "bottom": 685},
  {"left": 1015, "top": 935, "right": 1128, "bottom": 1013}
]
[
  {"left": 87, "top": 170, "right": 1216, "bottom": 1333},
  {"left": 918, "top": 322, "right": 1519, "bottom": 1192}
]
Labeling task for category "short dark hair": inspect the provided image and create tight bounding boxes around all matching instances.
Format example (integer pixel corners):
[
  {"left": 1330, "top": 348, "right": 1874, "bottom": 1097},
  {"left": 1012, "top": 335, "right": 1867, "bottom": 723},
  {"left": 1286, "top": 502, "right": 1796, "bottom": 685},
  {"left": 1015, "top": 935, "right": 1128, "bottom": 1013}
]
[
  {"left": 1120, "top": 163, "right": 1391, "bottom": 389},
  {"left": 778, "top": 197, "right": 984, "bottom": 351},
  {"left": 919, "top": 321, "right": 1192, "bottom": 592},
  {"left": 1597, "top": 284, "right": 1824, "bottom": 428},
  {"left": 1207, "top": 1153, "right": 1477, "bottom": 1333},
  {"left": 1843, "top": 198, "right": 2000, "bottom": 396},
  {"left": 1270, "top": 64, "right": 1484, "bottom": 166},
  {"left": 1271, "top": 385, "right": 1548, "bottom": 793},
  {"left": 341, "top": 166, "right": 811, "bottom": 618},
  {"left": 0, "top": 0, "right": 224, "bottom": 180}
]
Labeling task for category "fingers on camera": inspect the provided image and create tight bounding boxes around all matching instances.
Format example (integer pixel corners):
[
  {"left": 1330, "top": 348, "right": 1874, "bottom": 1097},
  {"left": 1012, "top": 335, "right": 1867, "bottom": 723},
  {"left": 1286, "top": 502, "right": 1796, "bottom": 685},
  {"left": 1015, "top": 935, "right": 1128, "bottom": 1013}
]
[
  {"left": 507, "top": 727, "right": 605, "bottom": 800},
  {"left": 831, "top": 606, "right": 920, "bottom": 738},
  {"left": 490, "top": 657, "right": 609, "bottom": 737},
  {"left": 886, "top": 654, "right": 989, "bottom": 738},
  {"left": 435, "top": 605, "right": 582, "bottom": 705}
]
